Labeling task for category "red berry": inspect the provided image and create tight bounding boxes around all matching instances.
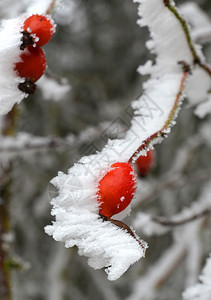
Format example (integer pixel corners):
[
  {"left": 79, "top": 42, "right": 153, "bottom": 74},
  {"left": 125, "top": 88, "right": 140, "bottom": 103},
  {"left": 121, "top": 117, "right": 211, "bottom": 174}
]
[
  {"left": 136, "top": 150, "right": 155, "bottom": 177},
  {"left": 14, "top": 46, "right": 46, "bottom": 82},
  {"left": 23, "top": 14, "right": 55, "bottom": 47},
  {"left": 97, "top": 162, "right": 137, "bottom": 218}
]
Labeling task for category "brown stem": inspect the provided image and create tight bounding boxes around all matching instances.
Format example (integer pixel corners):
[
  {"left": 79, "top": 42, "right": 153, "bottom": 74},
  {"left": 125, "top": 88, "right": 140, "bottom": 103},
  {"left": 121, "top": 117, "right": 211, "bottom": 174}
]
[
  {"left": 99, "top": 214, "right": 146, "bottom": 250},
  {"left": 164, "top": 1, "right": 199, "bottom": 62},
  {"left": 199, "top": 63, "right": 211, "bottom": 77},
  {"left": 128, "top": 69, "right": 188, "bottom": 163},
  {"left": 151, "top": 208, "right": 211, "bottom": 227},
  {"left": 46, "top": 0, "right": 56, "bottom": 14},
  {"left": 164, "top": 0, "right": 211, "bottom": 79}
]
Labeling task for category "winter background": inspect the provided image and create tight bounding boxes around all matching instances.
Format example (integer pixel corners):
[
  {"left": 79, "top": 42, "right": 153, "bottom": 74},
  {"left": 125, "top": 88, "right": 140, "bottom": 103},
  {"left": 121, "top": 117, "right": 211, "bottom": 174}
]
[{"left": 0, "top": 0, "right": 211, "bottom": 299}]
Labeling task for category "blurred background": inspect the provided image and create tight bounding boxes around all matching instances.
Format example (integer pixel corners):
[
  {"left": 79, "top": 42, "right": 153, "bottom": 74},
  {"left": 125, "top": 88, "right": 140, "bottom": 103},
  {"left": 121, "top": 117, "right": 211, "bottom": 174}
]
[{"left": 0, "top": 0, "right": 211, "bottom": 299}]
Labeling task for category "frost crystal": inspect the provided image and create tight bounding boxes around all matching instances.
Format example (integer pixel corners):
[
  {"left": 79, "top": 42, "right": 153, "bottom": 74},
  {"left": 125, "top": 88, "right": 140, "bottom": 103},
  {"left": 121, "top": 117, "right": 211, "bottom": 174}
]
[
  {"left": 46, "top": 0, "right": 199, "bottom": 280},
  {"left": 0, "top": 17, "right": 26, "bottom": 116},
  {"left": 38, "top": 75, "right": 70, "bottom": 101},
  {"left": 183, "top": 254, "right": 211, "bottom": 300}
]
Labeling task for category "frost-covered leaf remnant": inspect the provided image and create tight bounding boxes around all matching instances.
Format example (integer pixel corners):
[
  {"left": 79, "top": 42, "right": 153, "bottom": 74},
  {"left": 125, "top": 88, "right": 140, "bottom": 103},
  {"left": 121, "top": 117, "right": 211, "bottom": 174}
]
[
  {"left": 46, "top": 0, "right": 204, "bottom": 279},
  {"left": 183, "top": 254, "right": 211, "bottom": 300}
]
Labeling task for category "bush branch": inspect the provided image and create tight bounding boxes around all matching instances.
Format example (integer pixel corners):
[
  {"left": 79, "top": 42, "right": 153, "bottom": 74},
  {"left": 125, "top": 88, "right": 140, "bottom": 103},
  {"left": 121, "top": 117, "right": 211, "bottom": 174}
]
[
  {"left": 129, "top": 68, "right": 189, "bottom": 163},
  {"left": 151, "top": 208, "right": 211, "bottom": 227}
]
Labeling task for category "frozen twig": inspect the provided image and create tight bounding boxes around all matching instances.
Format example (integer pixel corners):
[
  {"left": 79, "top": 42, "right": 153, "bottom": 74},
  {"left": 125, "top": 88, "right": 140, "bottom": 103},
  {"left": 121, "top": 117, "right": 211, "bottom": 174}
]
[
  {"left": 151, "top": 208, "right": 211, "bottom": 227},
  {"left": 133, "top": 179, "right": 211, "bottom": 238},
  {"left": 0, "top": 122, "right": 119, "bottom": 154},
  {"left": 129, "top": 67, "right": 189, "bottom": 163},
  {"left": 46, "top": 0, "right": 211, "bottom": 280},
  {"left": 183, "top": 254, "right": 211, "bottom": 300},
  {"left": 179, "top": 2, "right": 211, "bottom": 44},
  {"left": 127, "top": 240, "right": 187, "bottom": 300}
]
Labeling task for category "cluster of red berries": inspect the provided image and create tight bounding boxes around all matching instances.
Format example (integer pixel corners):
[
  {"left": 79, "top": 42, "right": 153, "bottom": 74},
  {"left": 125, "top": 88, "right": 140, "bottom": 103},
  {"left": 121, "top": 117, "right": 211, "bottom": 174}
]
[
  {"left": 14, "top": 14, "right": 55, "bottom": 94},
  {"left": 97, "top": 150, "right": 155, "bottom": 218}
]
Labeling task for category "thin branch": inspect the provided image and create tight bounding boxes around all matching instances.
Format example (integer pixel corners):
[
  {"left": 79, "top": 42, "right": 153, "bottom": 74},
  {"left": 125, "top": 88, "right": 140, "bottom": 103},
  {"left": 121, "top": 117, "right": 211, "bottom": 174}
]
[
  {"left": 164, "top": 0, "right": 211, "bottom": 79},
  {"left": 151, "top": 208, "right": 211, "bottom": 227},
  {"left": 129, "top": 68, "right": 189, "bottom": 163},
  {"left": 134, "top": 166, "right": 211, "bottom": 209},
  {"left": 164, "top": 0, "right": 199, "bottom": 62},
  {"left": 46, "top": 0, "right": 56, "bottom": 14},
  {"left": 0, "top": 136, "right": 75, "bottom": 153},
  {"left": 0, "top": 123, "right": 114, "bottom": 154},
  {"left": 155, "top": 248, "right": 186, "bottom": 288}
]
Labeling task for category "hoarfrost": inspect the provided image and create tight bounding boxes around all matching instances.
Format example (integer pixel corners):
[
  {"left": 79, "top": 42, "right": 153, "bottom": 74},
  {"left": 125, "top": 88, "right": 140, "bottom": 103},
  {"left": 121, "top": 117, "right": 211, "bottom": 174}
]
[
  {"left": 0, "top": 17, "right": 26, "bottom": 117},
  {"left": 183, "top": 254, "right": 211, "bottom": 300},
  {"left": 37, "top": 75, "right": 71, "bottom": 101},
  {"left": 46, "top": 0, "right": 205, "bottom": 280},
  {"left": 195, "top": 95, "right": 211, "bottom": 118},
  {"left": 0, "top": 0, "right": 57, "bottom": 119},
  {"left": 185, "top": 67, "right": 211, "bottom": 106}
]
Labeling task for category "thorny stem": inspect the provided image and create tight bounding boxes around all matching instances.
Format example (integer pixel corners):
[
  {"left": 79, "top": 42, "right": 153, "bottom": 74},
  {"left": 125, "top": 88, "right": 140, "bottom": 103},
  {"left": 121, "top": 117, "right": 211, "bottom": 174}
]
[
  {"left": 151, "top": 208, "right": 211, "bottom": 227},
  {"left": 128, "top": 68, "right": 189, "bottom": 163}
]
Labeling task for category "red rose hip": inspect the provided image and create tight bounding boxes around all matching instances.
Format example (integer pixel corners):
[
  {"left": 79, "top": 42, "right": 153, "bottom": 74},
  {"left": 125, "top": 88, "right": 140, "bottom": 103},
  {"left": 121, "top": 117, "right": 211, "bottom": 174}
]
[
  {"left": 14, "top": 46, "right": 46, "bottom": 82},
  {"left": 136, "top": 149, "right": 155, "bottom": 177},
  {"left": 23, "top": 14, "right": 55, "bottom": 47},
  {"left": 97, "top": 162, "right": 137, "bottom": 218}
]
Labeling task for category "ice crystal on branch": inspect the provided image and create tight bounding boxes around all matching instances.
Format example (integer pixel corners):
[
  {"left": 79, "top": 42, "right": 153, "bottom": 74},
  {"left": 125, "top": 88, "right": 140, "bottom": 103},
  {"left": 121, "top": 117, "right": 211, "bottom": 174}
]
[
  {"left": 183, "top": 254, "right": 211, "bottom": 300},
  {"left": 46, "top": 0, "right": 210, "bottom": 280},
  {"left": 0, "top": 17, "right": 25, "bottom": 116}
]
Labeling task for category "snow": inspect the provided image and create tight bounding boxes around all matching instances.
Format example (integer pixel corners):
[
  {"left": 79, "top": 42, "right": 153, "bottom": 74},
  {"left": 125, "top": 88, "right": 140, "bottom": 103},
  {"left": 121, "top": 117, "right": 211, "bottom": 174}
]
[
  {"left": 195, "top": 95, "right": 211, "bottom": 118},
  {"left": 26, "top": 0, "right": 55, "bottom": 15},
  {"left": 180, "top": 2, "right": 211, "bottom": 43},
  {"left": 0, "top": 0, "right": 57, "bottom": 120},
  {"left": 37, "top": 75, "right": 70, "bottom": 101},
  {"left": 45, "top": 0, "right": 200, "bottom": 280},
  {"left": 45, "top": 170, "right": 147, "bottom": 280},
  {"left": 127, "top": 242, "right": 186, "bottom": 300},
  {"left": 183, "top": 254, "right": 211, "bottom": 300},
  {"left": 133, "top": 180, "right": 211, "bottom": 237},
  {"left": 0, "top": 17, "right": 26, "bottom": 117},
  {"left": 180, "top": 2, "right": 211, "bottom": 29},
  {"left": 185, "top": 67, "right": 211, "bottom": 106}
]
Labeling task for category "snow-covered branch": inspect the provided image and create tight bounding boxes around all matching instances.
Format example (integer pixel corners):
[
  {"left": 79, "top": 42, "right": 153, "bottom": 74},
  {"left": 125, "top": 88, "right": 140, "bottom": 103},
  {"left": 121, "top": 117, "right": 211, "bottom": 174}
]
[
  {"left": 45, "top": 0, "right": 211, "bottom": 280},
  {"left": 180, "top": 2, "right": 211, "bottom": 44},
  {"left": 183, "top": 254, "right": 211, "bottom": 300},
  {"left": 0, "top": 122, "right": 124, "bottom": 157},
  {"left": 133, "top": 179, "right": 211, "bottom": 236}
]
